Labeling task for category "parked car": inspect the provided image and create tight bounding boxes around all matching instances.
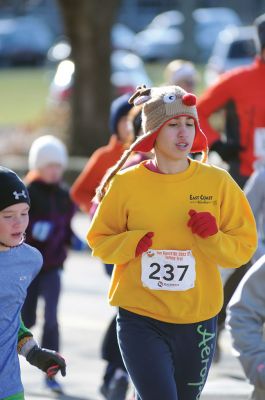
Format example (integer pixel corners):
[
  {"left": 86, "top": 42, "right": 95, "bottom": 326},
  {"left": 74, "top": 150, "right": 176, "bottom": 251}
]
[
  {"left": 47, "top": 23, "right": 135, "bottom": 64},
  {"left": 48, "top": 50, "right": 152, "bottom": 106},
  {"left": 132, "top": 7, "right": 241, "bottom": 62},
  {"left": 193, "top": 7, "right": 242, "bottom": 62},
  {"left": 110, "top": 50, "right": 152, "bottom": 94},
  {"left": 111, "top": 23, "right": 136, "bottom": 51},
  {"left": 132, "top": 10, "right": 184, "bottom": 61},
  {"left": 0, "top": 16, "right": 54, "bottom": 66},
  {"left": 47, "top": 38, "right": 71, "bottom": 63},
  {"left": 204, "top": 26, "right": 257, "bottom": 86}
]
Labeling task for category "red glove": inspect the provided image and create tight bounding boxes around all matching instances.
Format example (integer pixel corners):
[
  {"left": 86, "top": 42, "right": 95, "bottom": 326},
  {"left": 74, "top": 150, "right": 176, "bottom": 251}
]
[
  {"left": 187, "top": 209, "right": 218, "bottom": 238},
  {"left": 135, "top": 232, "right": 154, "bottom": 257}
]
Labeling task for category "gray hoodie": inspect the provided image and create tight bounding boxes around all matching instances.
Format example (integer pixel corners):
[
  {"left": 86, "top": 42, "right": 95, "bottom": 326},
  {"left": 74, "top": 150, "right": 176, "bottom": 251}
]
[
  {"left": 244, "top": 166, "right": 265, "bottom": 263},
  {"left": 226, "top": 256, "right": 265, "bottom": 400}
]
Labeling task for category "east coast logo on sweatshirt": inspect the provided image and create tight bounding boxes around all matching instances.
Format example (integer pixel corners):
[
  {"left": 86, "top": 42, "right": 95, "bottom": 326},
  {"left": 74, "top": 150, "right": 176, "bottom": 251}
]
[{"left": 189, "top": 194, "right": 217, "bottom": 205}]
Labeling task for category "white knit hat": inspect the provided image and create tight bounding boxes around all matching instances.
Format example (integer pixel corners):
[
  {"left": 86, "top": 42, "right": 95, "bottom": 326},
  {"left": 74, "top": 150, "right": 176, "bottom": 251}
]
[{"left": 28, "top": 135, "right": 68, "bottom": 171}]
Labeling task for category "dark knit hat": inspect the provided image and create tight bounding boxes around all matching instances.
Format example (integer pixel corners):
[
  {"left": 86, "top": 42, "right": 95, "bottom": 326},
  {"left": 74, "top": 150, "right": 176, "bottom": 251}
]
[
  {"left": 109, "top": 93, "right": 133, "bottom": 134},
  {"left": 128, "top": 85, "right": 208, "bottom": 158},
  {"left": 127, "top": 105, "right": 143, "bottom": 137},
  {"left": 0, "top": 167, "right": 30, "bottom": 211},
  {"left": 255, "top": 13, "right": 265, "bottom": 50}
]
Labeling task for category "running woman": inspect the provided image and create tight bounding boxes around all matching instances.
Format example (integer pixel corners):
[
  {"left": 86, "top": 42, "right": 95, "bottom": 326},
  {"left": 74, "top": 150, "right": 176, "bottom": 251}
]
[{"left": 87, "top": 85, "right": 257, "bottom": 400}]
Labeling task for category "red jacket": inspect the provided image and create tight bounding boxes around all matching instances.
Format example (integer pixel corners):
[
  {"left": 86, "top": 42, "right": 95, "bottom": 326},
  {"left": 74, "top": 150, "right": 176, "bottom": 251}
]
[
  {"left": 198, "top": 57, "right": 265, "bottom": 178},
  {"left": 70, "top": 135, "right": 125, "bottom": 213}
]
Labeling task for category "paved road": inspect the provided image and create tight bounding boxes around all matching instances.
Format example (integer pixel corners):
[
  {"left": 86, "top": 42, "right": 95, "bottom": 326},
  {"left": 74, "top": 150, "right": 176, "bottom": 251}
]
[{"left": 21, "top": 213, "right": 253, "bottom": 400}]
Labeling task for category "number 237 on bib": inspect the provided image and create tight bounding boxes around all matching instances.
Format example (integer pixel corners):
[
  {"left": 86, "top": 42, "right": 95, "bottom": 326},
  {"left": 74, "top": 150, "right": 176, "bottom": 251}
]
[{"left": 141, "top": 249, "right": 196, "bottom": 291}]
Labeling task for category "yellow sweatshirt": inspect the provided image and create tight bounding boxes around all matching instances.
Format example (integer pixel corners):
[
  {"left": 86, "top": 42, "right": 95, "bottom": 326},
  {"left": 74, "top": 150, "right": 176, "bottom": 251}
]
[{"left": 87, "top": 160, "right": 257, "bottom": 324}]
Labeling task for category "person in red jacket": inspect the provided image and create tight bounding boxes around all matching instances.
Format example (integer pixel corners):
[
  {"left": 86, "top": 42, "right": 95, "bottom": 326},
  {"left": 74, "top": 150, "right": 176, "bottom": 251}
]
[
  {"left": 197, "top": 13, "right": 265, "bottom": 189},
  {"left": 70, "top": 93, "right": 133, "bottom": 214},
  {"left": 197, "top": 13, "right": 265, "bottom": 362}
]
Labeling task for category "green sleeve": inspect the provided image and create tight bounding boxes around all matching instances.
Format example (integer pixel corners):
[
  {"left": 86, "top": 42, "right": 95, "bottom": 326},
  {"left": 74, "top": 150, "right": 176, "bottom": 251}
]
[{"left": 18, "top": 316, "right": 33, "bottom": 342}]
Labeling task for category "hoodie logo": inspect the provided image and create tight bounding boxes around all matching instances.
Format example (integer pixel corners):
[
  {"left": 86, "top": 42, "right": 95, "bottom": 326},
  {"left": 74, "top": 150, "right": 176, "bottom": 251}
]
[
  {"left": 189, "top": 194, "right": 217, "bottom": 205},
  {"left": 13, "top": 190, "right": 27, "bottom": 200}
]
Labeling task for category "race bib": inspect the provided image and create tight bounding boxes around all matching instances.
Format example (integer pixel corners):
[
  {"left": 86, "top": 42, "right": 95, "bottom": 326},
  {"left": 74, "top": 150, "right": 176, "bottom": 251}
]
[
  {"left": 254, "top": 128, "right": 265, "bottom": 158},
  {"left": 141, "top": 249, "right": 196, "bottom": 291}
]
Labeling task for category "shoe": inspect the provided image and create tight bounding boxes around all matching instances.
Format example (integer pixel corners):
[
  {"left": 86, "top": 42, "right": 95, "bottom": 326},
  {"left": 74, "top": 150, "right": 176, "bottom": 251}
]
[
  {"left": 107, "top": 376, "right": 128, "bottom": 400},
  {"left": 45, "top": 377, "right": 64, "bottom": 394}
]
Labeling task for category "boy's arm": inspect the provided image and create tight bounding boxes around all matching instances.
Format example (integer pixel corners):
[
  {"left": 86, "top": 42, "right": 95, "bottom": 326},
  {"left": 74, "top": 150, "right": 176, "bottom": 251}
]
[
  {"left": 18, "top": 316, "right": 33, "bottom": 342},
  {"left": 226, "top": 258, "right": 265, "bottom": 389},
  {"left": 244, "top": 169, "right": 265, "bottom": 262},
  {"left": 18, "top": 317, "right": 66, "bottom": 378}
]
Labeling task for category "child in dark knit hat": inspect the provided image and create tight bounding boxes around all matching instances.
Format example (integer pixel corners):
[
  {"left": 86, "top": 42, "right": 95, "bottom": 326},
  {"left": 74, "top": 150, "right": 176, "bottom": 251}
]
[
  {"left": 87, "top": 84, "right": 257, "bottom": 400},
  {"left": 98, "top": 103, "right": 153, "bottom": 400},
  {"left": 21, "top": 135, "right": 76, "bottom": 394},
  {"left": 0, "top": 166, "right": 66, "bottom": 400},
  {"left": 70, "top": 94, "right": 134, "bottom": 400}
]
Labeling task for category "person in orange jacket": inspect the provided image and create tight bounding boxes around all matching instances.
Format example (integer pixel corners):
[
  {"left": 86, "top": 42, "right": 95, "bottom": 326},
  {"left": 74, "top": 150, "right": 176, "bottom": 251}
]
[
  {"left": 70, "top": 93, "right": 133, "bottom": 215},
  {"left": 197, "top": 13, "right": 265, "bottom": 189}
]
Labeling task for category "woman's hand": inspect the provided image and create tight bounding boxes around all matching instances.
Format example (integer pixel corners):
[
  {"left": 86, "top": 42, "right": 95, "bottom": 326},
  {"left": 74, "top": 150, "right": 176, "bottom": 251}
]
[
  {"left": 135, "top": 232, "right": 154, "bottom": 257},
  {"left": 187, "top": 209, "right": 218, "bottom": 238}
]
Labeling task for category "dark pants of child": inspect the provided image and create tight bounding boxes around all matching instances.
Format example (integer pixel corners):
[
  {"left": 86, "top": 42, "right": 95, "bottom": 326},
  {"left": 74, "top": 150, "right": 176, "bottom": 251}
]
[
  {"left": 21, "top": 268, "right": 61, "bottom": 351},
  {"left": 102, "top": 263, "right": 128, "bottom": 389},
  {"left": 117, "top": 308, "right": 217, "bottom": 400},
  {"left": 102, "top": 315, "right": 128, "bottom": 385}
]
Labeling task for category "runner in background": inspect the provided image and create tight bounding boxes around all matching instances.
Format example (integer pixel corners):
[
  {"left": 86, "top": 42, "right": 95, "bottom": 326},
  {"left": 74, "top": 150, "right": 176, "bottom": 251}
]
[{"left": 164, "top": 59, "right": 198, "bottom": 93}]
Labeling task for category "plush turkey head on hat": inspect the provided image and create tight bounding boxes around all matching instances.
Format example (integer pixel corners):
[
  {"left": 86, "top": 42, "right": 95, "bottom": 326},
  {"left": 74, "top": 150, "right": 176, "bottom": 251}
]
[{"left": 128, "top": 85, "right": 208, "bottom": 156}]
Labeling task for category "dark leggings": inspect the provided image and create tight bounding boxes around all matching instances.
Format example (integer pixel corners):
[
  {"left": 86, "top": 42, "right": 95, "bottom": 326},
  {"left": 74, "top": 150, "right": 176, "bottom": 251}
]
[{"left": 117, "top": 308, "right": 217, "bottom": 400}]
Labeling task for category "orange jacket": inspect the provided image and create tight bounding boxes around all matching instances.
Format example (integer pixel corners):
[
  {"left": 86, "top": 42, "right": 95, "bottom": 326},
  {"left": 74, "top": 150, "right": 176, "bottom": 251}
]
[
  {"left": 70, "top": 135, "right": 125, "bottom": 213},
  {"left": 197, "top": 57, "right": 265, "bottom": 178}
]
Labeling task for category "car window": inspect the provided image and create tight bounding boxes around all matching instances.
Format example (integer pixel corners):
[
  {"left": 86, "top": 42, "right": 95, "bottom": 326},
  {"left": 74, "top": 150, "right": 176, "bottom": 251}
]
[{"left": 228, "top": 39, "right": 256, "bottom": 59}]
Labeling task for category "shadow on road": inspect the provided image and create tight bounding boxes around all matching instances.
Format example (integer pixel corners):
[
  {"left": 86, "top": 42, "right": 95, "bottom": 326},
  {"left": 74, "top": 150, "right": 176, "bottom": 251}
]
[
  {"left": 221, "top": 373, "right": 246, "bottom": 381},
  {"left": 25, "top": 391, "right": 95, "bottom": 400}
]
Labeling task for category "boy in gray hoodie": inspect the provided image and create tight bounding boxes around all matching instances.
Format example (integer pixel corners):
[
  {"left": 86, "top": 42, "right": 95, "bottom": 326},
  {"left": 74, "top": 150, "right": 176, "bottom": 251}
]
[{"left": 226, "top": 256, "right": 265, "bottom": 400}]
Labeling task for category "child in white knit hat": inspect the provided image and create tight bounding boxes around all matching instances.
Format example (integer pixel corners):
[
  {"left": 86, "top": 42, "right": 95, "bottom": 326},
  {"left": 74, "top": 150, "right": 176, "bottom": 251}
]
[
  {"left": 22, "top": 135, "right": 76, "bottom": 394},
  {"left": 87, "top": 84, "right": 257, "bottom": 400}
]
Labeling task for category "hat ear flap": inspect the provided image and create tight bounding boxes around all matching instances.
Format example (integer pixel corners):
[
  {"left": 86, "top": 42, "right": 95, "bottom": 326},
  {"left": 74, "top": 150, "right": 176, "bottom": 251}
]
[{"left": 134, "top": 95, "right": 151, "bottom": 106}]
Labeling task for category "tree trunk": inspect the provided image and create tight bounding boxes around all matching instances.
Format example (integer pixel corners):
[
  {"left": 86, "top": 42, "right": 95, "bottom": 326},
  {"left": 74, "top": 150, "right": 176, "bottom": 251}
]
[
  {"left": 179, "top": 0, "right": 197, "bottom": 62},
  {"left": 58, "top": 0, "right": 120, "bottom": 156}
]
